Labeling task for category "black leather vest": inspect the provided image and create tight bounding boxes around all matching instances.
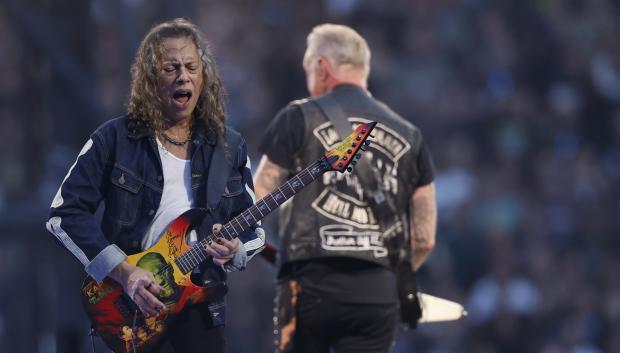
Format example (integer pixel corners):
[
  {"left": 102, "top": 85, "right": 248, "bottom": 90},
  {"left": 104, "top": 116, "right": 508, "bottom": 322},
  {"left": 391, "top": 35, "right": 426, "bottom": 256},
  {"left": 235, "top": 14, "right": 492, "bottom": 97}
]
[{"left": 279, "top": 85, "right": 426, "bottom": 269}]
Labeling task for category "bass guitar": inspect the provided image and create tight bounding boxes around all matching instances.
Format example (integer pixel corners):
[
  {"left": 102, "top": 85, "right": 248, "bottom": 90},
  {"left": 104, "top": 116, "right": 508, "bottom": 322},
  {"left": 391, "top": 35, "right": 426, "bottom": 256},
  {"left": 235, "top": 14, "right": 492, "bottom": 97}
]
[{"left": 81, "top": 121, "right": 377, "bottom": 353}]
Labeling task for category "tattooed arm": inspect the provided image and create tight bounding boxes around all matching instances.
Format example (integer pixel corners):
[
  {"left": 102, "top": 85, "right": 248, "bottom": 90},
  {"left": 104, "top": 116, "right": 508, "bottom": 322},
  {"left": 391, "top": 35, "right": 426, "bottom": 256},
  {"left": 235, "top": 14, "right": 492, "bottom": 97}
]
[
  {"left": 253, "top": 155, "right": 289, "bottom": 199},
  {"left": 409, "top": 182, "right": 437, "bottom": 270}
]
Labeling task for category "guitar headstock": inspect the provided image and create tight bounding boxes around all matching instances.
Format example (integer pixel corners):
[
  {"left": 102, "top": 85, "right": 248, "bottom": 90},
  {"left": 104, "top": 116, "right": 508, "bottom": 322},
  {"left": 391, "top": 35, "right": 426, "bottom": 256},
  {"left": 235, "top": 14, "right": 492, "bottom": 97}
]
[{"left": 323, "top": 121, "right": 377, "bottom": 173}]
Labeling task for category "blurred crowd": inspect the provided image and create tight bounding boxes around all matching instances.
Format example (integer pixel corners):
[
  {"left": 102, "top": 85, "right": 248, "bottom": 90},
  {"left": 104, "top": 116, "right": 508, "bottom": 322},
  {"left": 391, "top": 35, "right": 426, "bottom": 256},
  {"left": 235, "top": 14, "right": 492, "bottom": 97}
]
[{"left": 1, "top": 0, "right": 619, "bottom": 352}]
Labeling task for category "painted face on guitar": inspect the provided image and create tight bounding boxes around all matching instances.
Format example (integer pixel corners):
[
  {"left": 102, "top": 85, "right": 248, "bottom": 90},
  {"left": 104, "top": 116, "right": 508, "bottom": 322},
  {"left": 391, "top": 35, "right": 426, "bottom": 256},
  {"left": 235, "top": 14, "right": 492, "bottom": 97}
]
[{"left": 136, "top": 253, "right": 176, "bottom": 300}]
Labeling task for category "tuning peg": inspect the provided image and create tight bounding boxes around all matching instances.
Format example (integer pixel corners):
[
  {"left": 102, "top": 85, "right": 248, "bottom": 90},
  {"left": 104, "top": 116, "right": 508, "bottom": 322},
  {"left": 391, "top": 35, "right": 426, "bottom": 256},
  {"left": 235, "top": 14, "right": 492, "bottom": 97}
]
[
  {"left": 360, "top": 146, "right": 367, "bottom": 152},
  {"left": 355, "top": 153, "right": 362, "bottom": 159},
  {"left": 355, "top": 136, "right": 361, "bottom": 141},
  {"left": 369, "top": 134, "right": 375, "bottom": 138},
  {"left": 351, "top": 160, "right": 357, "bottom": 166},
  {"left": 346, "top": 149, "right": 352, "bottom": 154},
  {"left": 364, "top": 140, "right": 371, "bottom": 146},
  {"left": 347, "top": 166, "right": 353, "bottom": 172},
  {"left": 351, "top": 143, "right": 357, "bottom": 147}
]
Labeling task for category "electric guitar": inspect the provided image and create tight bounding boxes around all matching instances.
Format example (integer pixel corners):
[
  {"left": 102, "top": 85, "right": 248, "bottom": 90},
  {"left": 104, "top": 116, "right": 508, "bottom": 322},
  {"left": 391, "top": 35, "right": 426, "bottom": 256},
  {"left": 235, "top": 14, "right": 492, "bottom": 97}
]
[{"left": 81, "top": 122, "right": 377, "bottom": 353}]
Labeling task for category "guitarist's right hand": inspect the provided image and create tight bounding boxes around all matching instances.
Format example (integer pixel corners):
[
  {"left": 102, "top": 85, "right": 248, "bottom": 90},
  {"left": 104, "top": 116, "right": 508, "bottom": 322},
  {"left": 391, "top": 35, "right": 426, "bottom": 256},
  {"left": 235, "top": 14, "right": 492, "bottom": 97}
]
[{"left": 110, "top": 261, "right": 166, "bottom": 317}]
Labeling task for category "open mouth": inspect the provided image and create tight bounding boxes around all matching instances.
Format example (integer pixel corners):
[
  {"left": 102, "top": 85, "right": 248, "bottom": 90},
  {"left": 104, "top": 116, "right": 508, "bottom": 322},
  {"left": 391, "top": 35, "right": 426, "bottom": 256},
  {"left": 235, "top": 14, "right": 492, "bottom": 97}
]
[{"left": 173, "top": 89, "right": 192, "bottom": 105}]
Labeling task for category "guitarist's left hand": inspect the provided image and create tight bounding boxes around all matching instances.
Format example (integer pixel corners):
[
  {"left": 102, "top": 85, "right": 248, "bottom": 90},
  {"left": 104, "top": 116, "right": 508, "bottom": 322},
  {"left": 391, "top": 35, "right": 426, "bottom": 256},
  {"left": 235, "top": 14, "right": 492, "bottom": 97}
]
[{"left": 204, "top": 223, "right": 240, "bottom": 266}]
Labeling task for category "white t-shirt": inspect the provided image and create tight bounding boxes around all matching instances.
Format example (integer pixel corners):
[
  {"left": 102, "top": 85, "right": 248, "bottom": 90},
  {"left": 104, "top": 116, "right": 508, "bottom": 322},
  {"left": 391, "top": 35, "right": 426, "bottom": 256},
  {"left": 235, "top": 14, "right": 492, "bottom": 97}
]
[{"left": 141, "top": 138, "right": 195, "bottom": 250}]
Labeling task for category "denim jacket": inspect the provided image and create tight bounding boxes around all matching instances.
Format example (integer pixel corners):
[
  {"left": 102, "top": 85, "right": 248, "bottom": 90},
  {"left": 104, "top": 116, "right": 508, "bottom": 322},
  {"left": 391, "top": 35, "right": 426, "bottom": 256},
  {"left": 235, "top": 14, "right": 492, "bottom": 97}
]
[{"left": 46, "top": 116, "right": 265, "bottom": 320}]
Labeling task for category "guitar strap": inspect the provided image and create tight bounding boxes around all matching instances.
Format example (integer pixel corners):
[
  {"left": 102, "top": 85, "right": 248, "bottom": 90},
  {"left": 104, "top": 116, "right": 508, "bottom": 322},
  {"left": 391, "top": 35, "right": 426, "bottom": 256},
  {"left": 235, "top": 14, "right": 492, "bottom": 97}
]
[
  {"left": 204, "top": 127, "right": 243, "bottom": 297},
  {"left": 206, "top": 127, "right": 243, "bottom": 211}
]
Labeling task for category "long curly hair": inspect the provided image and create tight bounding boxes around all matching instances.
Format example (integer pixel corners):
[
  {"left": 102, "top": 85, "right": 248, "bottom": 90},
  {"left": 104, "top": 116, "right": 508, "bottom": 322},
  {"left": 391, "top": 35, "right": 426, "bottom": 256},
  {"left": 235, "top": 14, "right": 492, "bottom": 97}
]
[{"left": 127, "top": 18, "right": 227, "bottom": 137}]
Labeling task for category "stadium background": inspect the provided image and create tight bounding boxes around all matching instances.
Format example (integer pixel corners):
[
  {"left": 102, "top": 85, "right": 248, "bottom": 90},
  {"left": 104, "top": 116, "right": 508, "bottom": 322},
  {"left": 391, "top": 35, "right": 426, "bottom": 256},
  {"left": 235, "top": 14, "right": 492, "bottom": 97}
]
[{"left": 0, "top": 0, "right": 618, "bottom": 352}]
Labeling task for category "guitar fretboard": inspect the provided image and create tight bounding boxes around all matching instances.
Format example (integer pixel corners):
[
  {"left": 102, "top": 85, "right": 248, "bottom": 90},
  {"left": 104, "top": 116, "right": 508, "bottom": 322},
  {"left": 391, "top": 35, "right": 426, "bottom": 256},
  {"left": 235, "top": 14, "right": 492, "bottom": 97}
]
[{"left": 174, "top": 160, "right": 328, "bottom": 273}]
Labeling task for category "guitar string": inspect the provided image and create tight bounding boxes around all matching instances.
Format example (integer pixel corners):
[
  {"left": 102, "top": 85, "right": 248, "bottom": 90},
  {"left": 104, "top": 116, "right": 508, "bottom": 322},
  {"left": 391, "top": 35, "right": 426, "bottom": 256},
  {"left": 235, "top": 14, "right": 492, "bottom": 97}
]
[
  {"left": 152, "top": 150, "right": 362, "bottom": 279},
  {"left": 152, "top": 164, "right": 317, "bottom": 277},
  {"left": 150, "top": 162, "right": 324, "bottom": 278}
]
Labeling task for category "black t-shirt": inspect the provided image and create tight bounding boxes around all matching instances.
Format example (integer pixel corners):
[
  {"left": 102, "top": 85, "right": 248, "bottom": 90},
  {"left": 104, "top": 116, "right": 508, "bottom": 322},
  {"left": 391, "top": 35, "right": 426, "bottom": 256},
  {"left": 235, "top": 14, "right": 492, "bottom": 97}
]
[{"left": 258, "top": 105, "right": 305, "bottom": 170}]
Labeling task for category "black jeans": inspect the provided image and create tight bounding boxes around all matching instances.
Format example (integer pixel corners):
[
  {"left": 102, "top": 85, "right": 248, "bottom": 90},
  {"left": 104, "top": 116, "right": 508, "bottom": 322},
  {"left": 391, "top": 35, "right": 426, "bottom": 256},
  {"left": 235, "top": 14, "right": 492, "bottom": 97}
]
[
  {"left": 155, "top": 303, "right": 226, "bottom": 353},
  {"left": 275, "top": 281, "right": 399, "bottom": 353}
]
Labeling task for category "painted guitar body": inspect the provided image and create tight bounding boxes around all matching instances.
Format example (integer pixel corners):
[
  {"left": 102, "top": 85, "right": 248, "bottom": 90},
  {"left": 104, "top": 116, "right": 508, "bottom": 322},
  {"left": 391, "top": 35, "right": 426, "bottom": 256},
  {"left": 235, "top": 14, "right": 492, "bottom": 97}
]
[{"left": 81, "top": 209, "right": 226, "bottom": 353}]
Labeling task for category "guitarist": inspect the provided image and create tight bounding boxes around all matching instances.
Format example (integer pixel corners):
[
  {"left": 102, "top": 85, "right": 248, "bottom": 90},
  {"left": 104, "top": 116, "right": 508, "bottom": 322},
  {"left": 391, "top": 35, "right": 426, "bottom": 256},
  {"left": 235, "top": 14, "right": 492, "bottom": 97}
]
[
  {"left": 45, "top": 19, "right": 265, "bottom": 353},
  {"left": 254, "top": 24, "right": 437, "bottom": 353}
]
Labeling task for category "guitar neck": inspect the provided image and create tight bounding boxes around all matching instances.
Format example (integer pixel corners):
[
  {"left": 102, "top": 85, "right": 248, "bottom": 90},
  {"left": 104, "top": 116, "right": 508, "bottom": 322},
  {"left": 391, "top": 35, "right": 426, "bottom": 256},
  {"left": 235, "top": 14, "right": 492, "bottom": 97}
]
[{"left": 174, "top": 159, "right": 329, "bottom": 273}]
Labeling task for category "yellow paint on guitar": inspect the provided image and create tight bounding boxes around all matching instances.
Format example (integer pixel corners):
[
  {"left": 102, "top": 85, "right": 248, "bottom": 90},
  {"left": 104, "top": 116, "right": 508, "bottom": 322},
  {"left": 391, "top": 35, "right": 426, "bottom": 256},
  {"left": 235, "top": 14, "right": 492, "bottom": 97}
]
[{"left": 125, "top": 224, "right": 192, "bottom": 287}]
